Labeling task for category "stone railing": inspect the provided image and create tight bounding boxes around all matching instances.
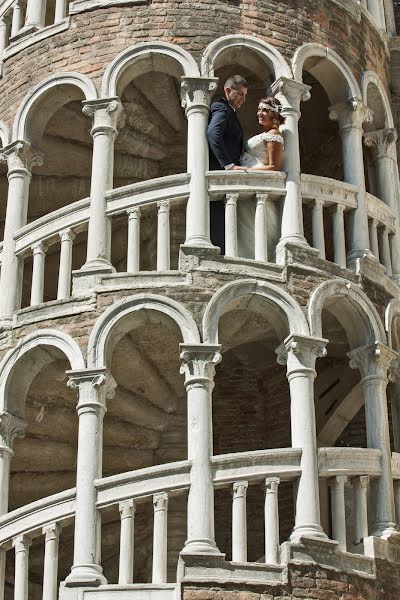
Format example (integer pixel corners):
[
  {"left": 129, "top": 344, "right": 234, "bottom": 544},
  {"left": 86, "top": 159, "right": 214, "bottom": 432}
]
[{"left": 0, "top": 445, "right": 392, "bottom": 596}]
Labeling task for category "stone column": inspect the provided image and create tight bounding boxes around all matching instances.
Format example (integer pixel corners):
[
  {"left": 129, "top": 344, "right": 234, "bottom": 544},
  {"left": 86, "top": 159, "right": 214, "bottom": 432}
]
[
  {"left": 81, "top": 98, "right": 122, "bottom": 274},
  {"left": 65, "top": 368, "right": 116, "bottom": 586},
  {"left": 328, "top": 475, "right": 347, "bottom": 551},
  {"left": 264, "top": 477, "right": 280, "bottom": 564},
  {"left": 0, "top": 142, "right": 43, "bottom": 321},
  {"left": 276, "top": 334, "right": 328, "bottom": 541},
  {"left": 13, "top": 535, "right": 31, "bottom": 600},
  {"left": 312, "top": 198, "right": 325, "bottom": 259},
  {"left": 352, "top": 475, "right": 369, "bottom": 544},
  {"left": 225, "top": 193, "right": 238, "bottom": 258},
  {"left": 232, "top": 481, "right": 248, "bottom": 562},
  {"left": 181, "top": 76, "right": 218, "bottom": 248},
  {"left": 156, "top": 200, "right": 170, "bottom": 271},
  {"left": 367, "top": 0, "right": 386, "bottom": 29},
  {"left": 127, "top": 208, "right": 141, "bottom": 273},
  {"left": 331, "top": 204, "right": 347, "bottom": 268},
  {"left": 54, "top": 0, "right": 67, "bottom": 22},
  {"left": 383, "top": 0, "right": 396, "bottom": 35},
  {"left": 348, "top": 343, "right": 397, "bottom": 537},
  {"left": 24, "top": 0, "right": 46, "bottom": 29},
  {"left": 11, "top": 1, "right": 23, "bottom": 37},
  {"left": 364, "top": 128, "right": 400, "bottom": 279},
  {"left": 152, "top": 492, "right": 168, "bottom": 584},
  {"left": 329, "top": 99, "right": 373, "bottom": 267},
  {"left": 57, "top": 229, "right": 75, "bottom": 300},
  {"left": 118, "top": 499, "right": 135, "bottom": 584},
  {"left": 179, "top": 344, "right": 222, "bottom": 555},
  {"left": 255, "top": 192, "right": 268, "bottom": 262},
  {"left": 271, "top": 77, "right": 311, "bottom": 262},
  {"left": 369, "top": 218, "right": 380, "bottom": 260},
  {"left": 42, "top": 523, "right": 61, "bottom": 600},
  {"left": 30, "top": 241, "right": 47, "bottom": 306},
  {"left": 0, "top": 412, "right": 26, "bottom": 516},
  {"left": 0, "top": 17, "right": 8, "bottom": 61}
]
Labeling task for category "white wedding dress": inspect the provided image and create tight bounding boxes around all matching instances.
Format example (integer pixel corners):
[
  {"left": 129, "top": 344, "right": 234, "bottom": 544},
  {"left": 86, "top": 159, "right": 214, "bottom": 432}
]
[{"left": 238, "top": 132, "right": 284, "bottom": 259}]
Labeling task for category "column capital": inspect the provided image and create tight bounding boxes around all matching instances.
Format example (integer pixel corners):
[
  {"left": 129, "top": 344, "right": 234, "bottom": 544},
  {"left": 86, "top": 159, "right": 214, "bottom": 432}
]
[
  {"left": 42, "top": 522, "right": 62, "bottom": 538},
  {"left": 157, "top": 199, "right": 170, "bottom": 213},
  {"left": 127, "top": 206, "right": 141, "bottom": 218},
  {"left": 66, "top": 367, "right": 117, "bottom": 413},
  {"left": 179, "top": 343, "right": 222, "bottom": 386},
  {"left": 0, "top": 412, "right": 26, "bottom": 452},
  {"left": 328, "top": 475, "right": 347, "bottom": 488},
  {"left": 364, "top": 128, "right": 398, "bottom": 159},
  {"left": 31, "top": 240, "right": 48, "bottom": 255},
  {"left": 13, "top": 533, "right": 32, "bottom": 551},
  {"left": 59, "top": 228, "right": 76, "bottom": 243},
  {"left": 181, "top": 76, "right": 218, "bottom": 114},
  {"left": 265, "top": 476, "right": 280, "bottom": 493},
  {"left": 270, "top": 77, "right": 311, "bottom": 115},
  {"left": 275, "top": 334, "right": 328, "bottom": 377},
  {"left": 329, "top": 97, "right": 373, "bottom": 131},
  {"left": 153, "top": 492, "right": 168, "bottom": 511},
  {"left": 352, "top": 474, "right": 370, "bottom": 489},
  {"left": 0, "top": 140, "right": 44, "bottom": 175},
  {"left": 348, "top": 342, "right": 398, "bottom": 379},
  {"left": 119, "top": 498, "right": 136, "bottom": 516},
  {"left": 233, "top": 480, "right": 248, "bottom": 498},
  {"left": 82, "top": 97, "right": 124, "bottom": 136},
  {"left": 225, "top": 193, "right": 239, "bottom": 205}
]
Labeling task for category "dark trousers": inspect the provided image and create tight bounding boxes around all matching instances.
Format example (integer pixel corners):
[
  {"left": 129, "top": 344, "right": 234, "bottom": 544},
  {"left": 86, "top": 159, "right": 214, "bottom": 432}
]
[{"left": 210, "top": 200, "right": 225, "bottom": 255}]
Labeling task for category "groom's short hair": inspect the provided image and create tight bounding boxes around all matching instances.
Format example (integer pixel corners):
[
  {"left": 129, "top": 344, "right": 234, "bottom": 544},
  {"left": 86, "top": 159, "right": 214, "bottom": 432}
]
[{"left": 224, "top": 75, "right": 248, "bottom": 90}]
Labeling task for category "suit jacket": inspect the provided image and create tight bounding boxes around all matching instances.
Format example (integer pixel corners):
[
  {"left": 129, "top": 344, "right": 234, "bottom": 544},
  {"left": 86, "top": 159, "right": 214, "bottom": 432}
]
[{"left": 207, "top": 98, "right": 243, "bottom": 170}]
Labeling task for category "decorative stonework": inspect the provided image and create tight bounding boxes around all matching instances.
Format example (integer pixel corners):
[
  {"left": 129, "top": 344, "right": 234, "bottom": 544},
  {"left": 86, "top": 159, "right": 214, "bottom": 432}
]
[
  {"left": 0, "top": 411, "right": 26, "bottom": 450},
  {"left": 179, "top": 344, "right": 222, "bottom": 385}
]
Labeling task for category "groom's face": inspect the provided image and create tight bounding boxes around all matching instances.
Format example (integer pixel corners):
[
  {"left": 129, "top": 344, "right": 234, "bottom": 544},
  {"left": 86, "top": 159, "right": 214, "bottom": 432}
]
[{"left": 225, "top": 85, "right": 247, "bottom": 110}]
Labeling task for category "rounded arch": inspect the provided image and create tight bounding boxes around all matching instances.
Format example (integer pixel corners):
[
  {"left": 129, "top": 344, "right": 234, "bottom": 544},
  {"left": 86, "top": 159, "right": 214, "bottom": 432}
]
[
  {"left": 201, "top": 34, "right": 291, "bottom": 80},
  {"left": 203, "top": 279, "right": 309, "bottom": 345},
  {"left": 0, "top": 121, "right": 10, "bottom": 147},
  {"left": 308, "top": 279, "right": 386, "bottom": 348},
  {"left": 362, "top": 70, "right": 394, "bottom": 129},
  {"left": 0, "top": 329, "right": 85, "bottom": 416},
  {"left": 292, "top": 43, "right": 361, "bottom": 104},
  {"left": 101, "top": 41, "right": 200, "bottom": 98},
  {"left": 88, "top": 293, "right": 200, "bottom": 368},
  {"left": 385, "top": 298, "right": 400, "bottom": 349},
  {"left": 12, "top": 72, "right": 98, "bottom": 145}
]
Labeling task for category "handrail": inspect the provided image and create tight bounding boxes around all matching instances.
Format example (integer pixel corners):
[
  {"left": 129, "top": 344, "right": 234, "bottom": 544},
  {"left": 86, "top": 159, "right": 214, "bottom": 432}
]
[
  {"left": 300, "top": 174, "right": 358, "bottom": 208},
  {"left": 366, "top": 192, "right": 396, "bottom": 232},
  {"left": 212, "top": 448, "right": 302, "bottom": 484},
  {"left": 318, "top": 447, "right": 382, "bottom": 478}
]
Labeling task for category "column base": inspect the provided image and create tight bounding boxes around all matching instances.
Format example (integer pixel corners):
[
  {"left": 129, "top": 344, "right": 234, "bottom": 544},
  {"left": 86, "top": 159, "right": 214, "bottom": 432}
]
[
  {"left": 64, "top": 563, "right": 107, "bottom": 587},
  {"left": 346, "top": 248, "right": 376, "bottom": 271},
  {"left": 180, "top": 538, "right": 222, "bottom": 556},
  {"left": 371, "top": 521, "right": 398, "bottom": 538},
  {"left": 80, "top": 259, "right": 115, "bottom": 273},
  {"left": 275, "top": 238, "right": 318, "bottom": 266},
  {"left": 182, "top": 236, "right": 214, "bottom": 249},
  {"left": 290, "top": 523, "right": 328, "bottom": 543}
]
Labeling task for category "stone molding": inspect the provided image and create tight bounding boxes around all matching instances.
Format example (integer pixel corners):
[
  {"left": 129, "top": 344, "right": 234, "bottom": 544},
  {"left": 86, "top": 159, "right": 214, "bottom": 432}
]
[
  {"left": 181, "top": 77, "right": 218, "bottom": 114},
  {"left": 0, "top": 140, "right": 43, "bottom": 174},
  {"left": 275, "top": 333, "right": 328, "bottom": 376}
]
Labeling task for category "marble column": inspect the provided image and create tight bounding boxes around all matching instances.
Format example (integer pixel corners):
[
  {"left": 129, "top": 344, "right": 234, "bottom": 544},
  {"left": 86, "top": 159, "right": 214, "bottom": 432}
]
[
  {"left": 331, "top": 204, "right": 347, "bottom": 268},
  {"left": 13, "top": 534, "right": 31, "bottom": 600},
  {"left": 24, "top": 0, "right": 46, "bottom": 29},
  {"left": 152, "top": 492, "right": 168, "bottom": 584},
  {"left": 0, "top": 412, "right": 26, "bottom": 516},
  {"left": 369, "top": 218, "right": 380, "bottom": 260},
  {"left": 271, "top": 77, "right": 311, "bottom": 262},
  {"left": 348, "top": 343, "right": 397, "bottom": 537},
  {"left": 0, "top": 142, "right": 43, "bottom": 321},
  {"left": 65, "top": 368, "right": 116, "bottom": 586},
  {"left": 42, "top": 523, "right": 61, "bottom": 600},
  {"left": 329, "top": 99, "right": 372, "bottom": 267},
  {"left": 225, "top": 193, "right": 238, "bottom": 258},
  {"left": 81, "top": 98, "right": 122, "bottom": 274},
  {"left": 352, "top": 475, "right": 369, "bottom": 544},
  {"left": 255, "top": 192, "right": 268, "bottom": 262},
  {"left": 264, "top": 477, "right": 280, "bottom": 564},
  {"left": 232, "top": 481, "right": 248, "bottom": 562},
  {"left": 127, "top": 208, "right": 141, "bottom": 273},
  {"left": 57, "top": 229, "right": 75, "bottom": 300},
  {"left": 329, "top": 475, "right": 347, "bottom": 551},
  {"left": 118, "top": 499, "right": 135, "bottom": 584},
  {"left": 54, "top": 0, "right": 67, "bottom": 22},
  {"left": 181, "top": 76, "right": 218, "bottom": 248},
  {"left": 156, "top": 200, "right": 170, "bottom": 271},
  {"left": 179, "top": 344, "right": 222, "bottom": 555},
  {"left": 0, "top": 17, "right": 7, "bottom": 60},
  {"left": 312, "top": 198, "right": 326, "bottom": 259},
  {"left": 364, "top": 128, "right": 400, "bottom": 279},
  {"left": 367, "top": 0, "right": 386, "bottom": 29},
  {"left": 30, "top": 241, "right": 47, "bottom": 306},
  {"left": 276, "top": 334, "right": 328, "bottom": 541},
  {"left": 11, "top": 1, "right": 23, "bottom": 37}
]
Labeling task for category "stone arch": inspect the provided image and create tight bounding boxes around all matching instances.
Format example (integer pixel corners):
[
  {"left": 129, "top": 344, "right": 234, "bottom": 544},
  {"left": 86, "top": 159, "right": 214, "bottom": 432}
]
[
  {"left": 87, "top": 293, "right": 200, "bottom": 368},
  {"left": 0, "top": 121, "right": 10, "bottom": 147},
  {"left": 101, "top": 41, "right": 200, "bottom": 98},
  {"left": 292, "top": 43, "right": 361, "bottom": 104},
  {"left": 385, "top": 298, "right": 400, "bottom": 349},
  {"left": 203, "top": 279, "right": 309, "bottom": 345},
  {"left": 308, "top": 279, "right": 386, "bottom": 348},
  {"left": 0, "top": 329, "right": 85, "bottom": 417},
  {"left": 201, "top": 34, "right": 291, "bottom": 81},
  {"left": 12, "top": 72, "right": 98, "bottom": 146},
  {"left": 362, "top": 70, "right": 394, "bottom": 129}
]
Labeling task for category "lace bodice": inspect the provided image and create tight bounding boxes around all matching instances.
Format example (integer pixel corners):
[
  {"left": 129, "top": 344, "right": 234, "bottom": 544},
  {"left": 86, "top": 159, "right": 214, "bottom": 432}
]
[{"left": 240, "top": 132, "right": 284, "bottom": 168}]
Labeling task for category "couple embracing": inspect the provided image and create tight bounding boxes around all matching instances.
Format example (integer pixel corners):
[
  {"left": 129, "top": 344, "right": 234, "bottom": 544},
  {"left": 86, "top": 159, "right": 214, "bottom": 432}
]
[{"left": 207, "top": 75, "right": 285, "bottom": 256}]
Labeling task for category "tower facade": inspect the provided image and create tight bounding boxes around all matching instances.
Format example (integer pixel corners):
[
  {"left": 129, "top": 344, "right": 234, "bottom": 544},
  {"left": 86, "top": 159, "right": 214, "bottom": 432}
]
[{"left": 0, "top": 1, "right": 400, "bottom": 599}]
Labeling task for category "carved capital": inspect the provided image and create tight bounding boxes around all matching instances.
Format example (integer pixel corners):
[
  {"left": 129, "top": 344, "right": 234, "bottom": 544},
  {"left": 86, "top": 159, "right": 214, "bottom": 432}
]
[
  {"left": 276, "top": 334, "right": 328, "bottom": 377},
  {"left": 270, "top": 77, "right": 311, "bottom": 115},
  {"left": 0, "top": 140, "right": 44, "bottom": 175},
  {"left": 82, "top": 97, "right": 124, "bottom": 135},
  {"left": 0, "top": 412, "right": 26, "bottom": 451},
  {"left": 153, "top": 492, "right": 168, "bottom": 512},
  {"left": 225, "top": 193, "right": 239, "bottom": 206},
  {"left": 233, "top": 480, "right": 248, "bottom": 499},
  {"left": 119, "top": 498, "right": 136, "bottom": 518},
  {"left": 181, "top": 76, "right": 218, "bottom": 113},
  {"left": 31, "top": 241, "right": 48, "bottom": 256},
  {"left": 265, "top": 476, "right": 280, "bottom": 494},
  {"left": 364, "top": 128, "right": 398, "bottom": 159},
  {"left": 329, "top": 97, "right": 373, "bottom": 131},
  {"left": 157, "top": 200, "right": 170, "bottom": 214},
  {"left": 66, "top": 367, "right": 117, "bottom": 413},
  {"left": 179, "top": 343, "right": 222, "bottom": 385},
  {"left": 59, "top": 228, "right": 76, "bottom": 243},
  {"left": 348, "top": 342, "right": 398, "bottom": 380}
]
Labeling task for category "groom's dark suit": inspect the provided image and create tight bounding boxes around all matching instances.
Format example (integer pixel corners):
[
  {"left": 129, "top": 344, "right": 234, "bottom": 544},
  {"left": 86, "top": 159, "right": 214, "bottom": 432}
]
[{"left": 207, "top": 98, "right": 244, "bottom": 252}]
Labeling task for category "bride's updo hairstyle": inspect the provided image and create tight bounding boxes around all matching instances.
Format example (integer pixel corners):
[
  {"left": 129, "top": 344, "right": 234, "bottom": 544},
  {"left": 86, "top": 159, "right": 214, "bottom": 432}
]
[{"left": 258, "top": 96, "right": 286, "bottom": 128}]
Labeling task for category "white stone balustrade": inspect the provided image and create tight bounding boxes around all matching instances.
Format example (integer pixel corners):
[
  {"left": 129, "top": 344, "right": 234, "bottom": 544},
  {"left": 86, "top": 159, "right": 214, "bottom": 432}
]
[
  {"left": 232, "top": 481, "right": 248, "bottom": 562},
  {"left": 152, "top": 492, "right": 168, "bottom": 584}
]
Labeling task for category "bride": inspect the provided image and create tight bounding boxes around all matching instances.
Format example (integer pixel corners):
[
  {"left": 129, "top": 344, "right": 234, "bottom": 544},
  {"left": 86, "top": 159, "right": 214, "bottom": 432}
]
[{"left": 237, "top": 96, "right": 285, "bottom": 258}]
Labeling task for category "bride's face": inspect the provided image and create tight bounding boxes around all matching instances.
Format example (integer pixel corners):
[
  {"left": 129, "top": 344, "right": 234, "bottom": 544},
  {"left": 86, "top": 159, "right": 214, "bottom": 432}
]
[{"left": 257, "top": 106, "right": 274, "bottom": 130}]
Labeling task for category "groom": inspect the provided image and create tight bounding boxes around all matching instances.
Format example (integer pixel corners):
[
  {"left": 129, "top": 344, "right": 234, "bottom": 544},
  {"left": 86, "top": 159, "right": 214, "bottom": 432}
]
[{"left": 207, "top": 75, "right": 248, "bottom": 252}]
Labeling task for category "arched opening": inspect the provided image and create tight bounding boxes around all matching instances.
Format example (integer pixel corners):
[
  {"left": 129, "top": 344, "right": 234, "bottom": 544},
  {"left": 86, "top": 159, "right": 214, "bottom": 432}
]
[{"left": 363, "top": 80, "right": 388, "bottom": 198}]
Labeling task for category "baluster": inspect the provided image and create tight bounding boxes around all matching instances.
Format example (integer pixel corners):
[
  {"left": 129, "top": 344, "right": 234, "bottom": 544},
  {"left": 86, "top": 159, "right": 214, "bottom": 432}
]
[
  {"left": 127, "top": 208, "right": 141, "bottom": 273},
  {"left": 352, "top": 476, "right": 369, "bottom": 544},
  {"left": 157, "top": 201, "right": 170, "bottom": 271},
  {"left": 255, "top": 193, "right": 268, "bottom": 262},
  {"left": 42, "top": 523, "right": 61, "bottom": 600},
  {"left": 11, "top": 1, "right": 22, "bottom": 37},
  {"left": 232, "top": 481, "right": 248, "bottom": 562},
  {"left": 312, "top": 198, "right": 326, "bottom": 259},
  {"left": 0, "top": 17, "right": 8, "bottom": 60},
  {"left": 225, "top": 193, "right": 238, "bottom": 258},
  {"left": 24, "top": 0, "right": 46, "bottom": 28},
  {"left": 0, "top": 547, "right": 5, "bottom": 600},
  {"left": 13, "top": 535, "right": 31, "bottom": 600},
  {"left": 119, "top": 499, "right": 135, "bottom": 584},
  {"left": 368, "top": 219, "right": 379, "bottom": 260},
  {"left": 380, "top": 226, "right": 392, "bottom": 276},
  {"left": 264, "top": 477, "right": 280, "bottom": 565},
  {"left": 329, "top": 476, "right": 347, "bottom": 551},
  {"left": 331, "top": 204, "right": 346, "bottom": 268},
  {"left": 30, "top": 241, "right": 47, "bottom": 306},
  {"left": 394, "top": 480, "right": 400, "bottom": 527},
  {"left": 57, "top": 229, "right": 75, "bottom": 300},
  {"left": 152, "top": 492, "right": 168, "bottom": 584},
  {"left": 54, "top": 0, "right": 67, "bottom": 22}
]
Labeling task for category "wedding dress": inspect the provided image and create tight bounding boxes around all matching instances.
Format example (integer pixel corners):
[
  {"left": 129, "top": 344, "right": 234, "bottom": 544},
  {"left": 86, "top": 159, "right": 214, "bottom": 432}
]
[{"left": 237, "top": 132, "right": 284, "bottom": 259}]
